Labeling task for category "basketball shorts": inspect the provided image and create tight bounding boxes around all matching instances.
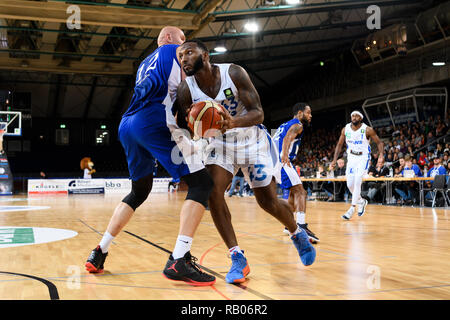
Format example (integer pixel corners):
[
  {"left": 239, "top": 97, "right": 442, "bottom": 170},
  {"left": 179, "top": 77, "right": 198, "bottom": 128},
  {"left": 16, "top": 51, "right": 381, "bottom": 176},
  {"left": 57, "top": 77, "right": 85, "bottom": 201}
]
[
  {"left": 280, "top": 163, "right": 302, "bottom": 189},
  {"left": 119, "top": 104, "right": 204, "bottom": 181},
  {"left": 345, "top": 153, "right": 370, "bottom": 177},
  {"left": 205, "top": 125, "right": 281, "bottom": 188}
]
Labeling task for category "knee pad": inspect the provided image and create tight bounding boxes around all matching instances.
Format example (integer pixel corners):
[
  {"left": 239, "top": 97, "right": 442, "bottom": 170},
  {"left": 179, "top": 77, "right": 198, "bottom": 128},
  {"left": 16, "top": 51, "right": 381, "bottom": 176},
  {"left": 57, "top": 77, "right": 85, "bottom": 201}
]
[
  {"left": 122, "top": 174, "right": 153, "bottom": 210},
  {"left": 183, "top": 169, "right": 214, "bottom": 208}
]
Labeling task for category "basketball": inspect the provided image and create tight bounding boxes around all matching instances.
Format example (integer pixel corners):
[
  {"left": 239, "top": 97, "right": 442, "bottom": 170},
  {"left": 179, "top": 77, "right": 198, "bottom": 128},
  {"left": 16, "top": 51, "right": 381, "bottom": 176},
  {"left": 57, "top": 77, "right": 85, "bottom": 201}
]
[{"left": 187, "top": 100, "right": 226, "bottom": 138}]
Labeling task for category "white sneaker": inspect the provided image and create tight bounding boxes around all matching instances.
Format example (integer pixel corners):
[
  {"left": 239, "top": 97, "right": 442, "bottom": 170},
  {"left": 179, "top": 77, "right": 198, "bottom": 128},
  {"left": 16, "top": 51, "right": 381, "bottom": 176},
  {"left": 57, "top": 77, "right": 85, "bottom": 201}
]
[
  {"left": 358, "top": 198, "right": 368, "bottom": 217},
  {"left": 342, "top": 207, "right": 355, "bottom": 220}
]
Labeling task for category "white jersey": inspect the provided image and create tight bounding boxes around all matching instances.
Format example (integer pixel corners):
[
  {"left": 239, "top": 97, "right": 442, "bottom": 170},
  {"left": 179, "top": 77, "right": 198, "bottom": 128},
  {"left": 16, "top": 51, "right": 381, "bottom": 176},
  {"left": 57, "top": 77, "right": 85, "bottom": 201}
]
[
  {"left": 345, "top": 123, "right": 371, "bottom": 156},
  {"left": 185, "top": 63, "right": 280, "bottom": 188},
  {"left": 185, "top": 63, "right": 252, "bottom": 137},
  {"left": 345, "top": 123, "right": 371, "bottom": 176}
]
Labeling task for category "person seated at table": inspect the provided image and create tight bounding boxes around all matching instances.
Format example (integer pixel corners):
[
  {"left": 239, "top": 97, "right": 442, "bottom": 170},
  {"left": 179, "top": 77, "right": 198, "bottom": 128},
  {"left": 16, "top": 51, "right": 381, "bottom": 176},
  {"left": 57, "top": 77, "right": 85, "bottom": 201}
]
[
  {"left": 424, "top": 155, "right": 448, "bottom": 200},
  {"left": 322, "top": 158, "right": 347, "bottom": 201},
  {"left": 394, "top": 155, "right": 422, "bottom": 204},
  {"left": 365, "top": 157, "right": 389, "bottom": 203}
]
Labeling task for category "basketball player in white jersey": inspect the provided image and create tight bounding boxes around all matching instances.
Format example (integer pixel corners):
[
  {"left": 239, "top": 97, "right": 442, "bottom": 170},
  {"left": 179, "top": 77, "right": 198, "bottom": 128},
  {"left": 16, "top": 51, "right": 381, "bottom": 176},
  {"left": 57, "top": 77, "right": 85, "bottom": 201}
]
[
  {"left": 329, "top": 111, "right": 384, "bottom": 220},
  {"left": 176, "top": 39, "right": 316, "bottom": 284}
]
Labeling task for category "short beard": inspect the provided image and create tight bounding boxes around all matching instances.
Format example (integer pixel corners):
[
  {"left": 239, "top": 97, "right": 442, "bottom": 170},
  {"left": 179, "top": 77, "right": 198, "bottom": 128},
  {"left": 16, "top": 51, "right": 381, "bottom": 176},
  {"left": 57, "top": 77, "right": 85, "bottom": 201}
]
[
  {"left": 301, "top": 118, "right": 310, "bottom": 128},
  {"left": 185, "top": 55, "right": 204, "bottom": 76},
  {"left": 352, "top": 120, "right": 361, "bottom": 126}
]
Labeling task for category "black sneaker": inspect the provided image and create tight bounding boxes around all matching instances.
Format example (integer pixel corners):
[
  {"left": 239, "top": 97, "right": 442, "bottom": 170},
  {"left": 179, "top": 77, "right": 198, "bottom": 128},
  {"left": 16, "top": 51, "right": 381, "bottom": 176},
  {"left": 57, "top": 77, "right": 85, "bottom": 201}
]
[
  {"left": 85, "top": 245, "right": 108, "bottom": 273},
  {"left": 298, "top": 223, "right": 320, "bottom": 244},
  {"left": 163, "top": 251, "right": 216, "bottom": 286}
]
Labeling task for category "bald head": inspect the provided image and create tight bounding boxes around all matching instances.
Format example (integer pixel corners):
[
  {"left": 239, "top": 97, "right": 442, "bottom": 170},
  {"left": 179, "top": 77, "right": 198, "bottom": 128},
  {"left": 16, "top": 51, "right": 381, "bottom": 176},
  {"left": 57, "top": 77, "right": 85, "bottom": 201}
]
[{"left": 157, "top": 26, "right": 186, "bottom": 47}]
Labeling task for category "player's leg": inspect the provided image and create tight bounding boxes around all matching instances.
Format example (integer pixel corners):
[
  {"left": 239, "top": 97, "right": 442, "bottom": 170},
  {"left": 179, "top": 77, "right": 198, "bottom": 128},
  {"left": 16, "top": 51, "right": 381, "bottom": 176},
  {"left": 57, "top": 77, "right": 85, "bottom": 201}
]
[
  {"left": 207, "top": 164, "right": 235, "bottom": 247},
  {"left": 280, "top": 165, "right": 318, "bottom": 242},
  {"left": 355, "top": 159, "right": 370, "bottom": 217},
  {"left": 252, "top": 178, "right": 316, "bottom": 266},
  {"left": 206, "top": 164, "right": 251, "bottom": 283},
  {"left": 86, "top": 117, "right": 155, "bottom": 273},
  {"left": 342, "top": 171, "right": 356, "bottom": 220},
  {"left": 162, "top": 168, "right": 216, "bottom": 286},
  {"left": 144, "top": 110, "right": 216, "bottom": 286},
  {"left": 290, "top": 184, "right": 319, "bottom": 243}
]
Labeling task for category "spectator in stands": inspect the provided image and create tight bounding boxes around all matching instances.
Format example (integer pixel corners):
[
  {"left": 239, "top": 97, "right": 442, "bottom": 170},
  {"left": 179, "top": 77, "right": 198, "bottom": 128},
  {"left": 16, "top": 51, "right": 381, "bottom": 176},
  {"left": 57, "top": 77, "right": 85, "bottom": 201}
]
[
  {"left": 385, "top": 153, "right": 394, "bottom": 168},
  {"left": 417, "top": 151, "right": 428, "bottom": 168},
  {"left": 427, "top": 132, "right": 436, "bottom": 152},
  {"left": 394, "top": 155, "right": 422, "bottom": 204},
  {"left": 435, "top": 119, "right": 447, "bottom": 137},
  {"left": 424, "top": 155, "right": 448, "bottom": 201},
  {"left": 394, "top": 155, "right": 404, "bottom": 173},
  {"left": 322, "top": 158, "right": 347, "bottom": 201},
  {"left": 434, "top": 143, "right": 444, "bottom": 158},
  {"left": 427, "top": 151, "right": 435, "bottom": 169},
  {"left": 427, "top": 155, "right": 447, "bottom": 177},
  {"left": 365, "top": 157, "right": 389, "bottom": 203}
]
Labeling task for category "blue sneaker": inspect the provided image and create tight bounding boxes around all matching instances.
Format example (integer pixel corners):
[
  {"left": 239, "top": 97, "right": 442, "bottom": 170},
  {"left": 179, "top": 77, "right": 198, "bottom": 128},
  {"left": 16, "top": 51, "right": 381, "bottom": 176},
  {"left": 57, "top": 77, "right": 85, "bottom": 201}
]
[
  {"left": 225, "top": 251, "right": 250, "bottom": 284},
  {"left": 291, "top": 229, "right": 316, "bottom": 266}
]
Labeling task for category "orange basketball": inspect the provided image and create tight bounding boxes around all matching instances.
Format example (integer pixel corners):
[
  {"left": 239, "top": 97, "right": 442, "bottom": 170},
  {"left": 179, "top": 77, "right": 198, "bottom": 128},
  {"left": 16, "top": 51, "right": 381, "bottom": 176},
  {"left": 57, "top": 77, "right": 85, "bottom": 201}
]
[{"left": 187, "top": 101, "right": 226, "bottom": 138}]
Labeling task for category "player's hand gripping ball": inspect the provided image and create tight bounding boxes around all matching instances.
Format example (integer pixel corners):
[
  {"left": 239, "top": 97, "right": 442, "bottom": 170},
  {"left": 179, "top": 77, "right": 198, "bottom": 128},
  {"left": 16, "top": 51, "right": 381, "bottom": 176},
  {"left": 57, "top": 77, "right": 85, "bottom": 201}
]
[{"left": 187, "top": 101, "right": 228, "bottom": 139}]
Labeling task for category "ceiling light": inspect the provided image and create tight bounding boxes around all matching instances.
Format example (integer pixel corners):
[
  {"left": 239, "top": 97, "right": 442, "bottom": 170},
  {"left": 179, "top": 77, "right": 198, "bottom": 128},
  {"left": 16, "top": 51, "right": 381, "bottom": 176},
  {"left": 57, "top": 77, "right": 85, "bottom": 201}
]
[
  {"left": 432, "top": 62, "right": 445, "bottom": 66},
  {"left": 285, "top": 0, "right": 301, "bottom": 4},
  {"left": 214, "top": 46, "right": 227, "bottom": 53},
  {"left": 244, "top": 21, "right": 259, "bottom": 33}
]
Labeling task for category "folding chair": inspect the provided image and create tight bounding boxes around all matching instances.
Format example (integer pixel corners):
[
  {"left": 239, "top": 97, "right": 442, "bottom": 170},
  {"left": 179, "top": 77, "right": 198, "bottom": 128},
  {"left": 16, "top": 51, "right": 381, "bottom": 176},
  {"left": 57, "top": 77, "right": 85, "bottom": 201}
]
[{"left": 423, "top": 175, "right": 450, "bottom": 207}]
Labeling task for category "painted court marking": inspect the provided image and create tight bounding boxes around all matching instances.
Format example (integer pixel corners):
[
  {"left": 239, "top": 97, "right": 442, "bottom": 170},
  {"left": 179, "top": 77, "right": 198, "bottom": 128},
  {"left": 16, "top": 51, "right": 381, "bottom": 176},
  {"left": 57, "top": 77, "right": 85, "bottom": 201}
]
[
  {"left": 0, "top": 226, "right": 78, "bottom": 248},
  {"left": 0, "top": 206, "right": 50, "bottom": 212}
]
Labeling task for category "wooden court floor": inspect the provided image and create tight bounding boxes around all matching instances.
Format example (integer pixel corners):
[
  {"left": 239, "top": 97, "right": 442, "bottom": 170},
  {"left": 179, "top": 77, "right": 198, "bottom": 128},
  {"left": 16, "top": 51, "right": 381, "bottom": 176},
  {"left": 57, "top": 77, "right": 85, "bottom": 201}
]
[{"left": 0, "top": 192, "right": 449, "bottom": 300}]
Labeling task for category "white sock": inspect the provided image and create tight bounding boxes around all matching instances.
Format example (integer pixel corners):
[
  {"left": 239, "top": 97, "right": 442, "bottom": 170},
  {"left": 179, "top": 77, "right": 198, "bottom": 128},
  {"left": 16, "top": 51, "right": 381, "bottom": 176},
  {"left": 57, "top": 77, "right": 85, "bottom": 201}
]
[
  {"left": 99, "top": 231, "right": 115, "bottom": 253},
  {"left": 296, "top": 212, "right": 305, "bottom": 225},
  {"left": 289, "top": 225, "right": 302, "bottom": 237},
  {"left": 172, "top": 235, "right": 193, "bottom": 259},
  {"left": 229, "top": 246, "right": 242, "bottom": 254}
]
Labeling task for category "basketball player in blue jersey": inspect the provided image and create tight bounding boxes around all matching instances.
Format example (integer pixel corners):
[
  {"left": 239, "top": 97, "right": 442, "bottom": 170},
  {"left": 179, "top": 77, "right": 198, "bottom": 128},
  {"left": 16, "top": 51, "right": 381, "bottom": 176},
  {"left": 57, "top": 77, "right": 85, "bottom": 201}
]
[
  {"left": 329, "top": 111, "right": 384, "bottom": 220},
  {"left": 85, "top": 27, "right": 216, "bottom": 286},
  {"left": 176, "top": 39, "right": 316, "bottom": 284},
  {"left": 273, "top": 103, "right": 319, "bottom": 243}
]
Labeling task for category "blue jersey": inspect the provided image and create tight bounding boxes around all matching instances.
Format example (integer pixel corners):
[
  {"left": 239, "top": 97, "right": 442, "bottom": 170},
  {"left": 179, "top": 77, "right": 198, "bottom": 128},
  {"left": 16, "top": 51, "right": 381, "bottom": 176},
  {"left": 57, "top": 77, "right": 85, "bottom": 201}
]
[
  {"left": 273, "top": 118, "right": 303, "bottom": 161},
  {"left": 123, "top": 44, "right": 181, "bottom": 117},
  {"left": 427, "top": 165, "right": 447, "bottom": 177}
]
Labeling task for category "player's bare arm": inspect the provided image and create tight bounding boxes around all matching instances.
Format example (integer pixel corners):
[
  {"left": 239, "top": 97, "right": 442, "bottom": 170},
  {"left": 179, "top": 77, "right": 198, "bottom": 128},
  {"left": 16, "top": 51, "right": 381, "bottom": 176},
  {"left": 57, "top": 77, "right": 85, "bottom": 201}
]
[
  {"left": 281, "top": 123, "right": 303, "bottom": 167},
  {"left": 366, "top": 127, "right": 384, "bottom": 166},
  {"left": 217, "top": 64, "right": 264, "bottom": 131},
  {"left": 175, "top": 80, "right": 193, "bottom": 131},
  {"left": 330, "top": 127, "right": 346, "bottom": 170}
]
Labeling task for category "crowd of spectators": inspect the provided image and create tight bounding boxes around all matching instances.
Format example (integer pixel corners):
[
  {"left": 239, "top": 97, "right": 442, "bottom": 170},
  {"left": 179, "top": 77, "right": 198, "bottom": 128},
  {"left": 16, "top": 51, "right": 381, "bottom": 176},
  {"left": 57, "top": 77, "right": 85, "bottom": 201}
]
[{"left": 292, "top": 112, "right": 450, "bottom": 205}]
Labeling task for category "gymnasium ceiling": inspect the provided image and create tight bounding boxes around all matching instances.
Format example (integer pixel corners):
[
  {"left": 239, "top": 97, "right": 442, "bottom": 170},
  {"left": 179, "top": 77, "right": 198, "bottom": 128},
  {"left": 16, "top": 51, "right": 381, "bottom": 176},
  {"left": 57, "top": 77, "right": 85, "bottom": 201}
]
[{"left": 0, "top": 0, "right": 447, "bottom": 118}]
